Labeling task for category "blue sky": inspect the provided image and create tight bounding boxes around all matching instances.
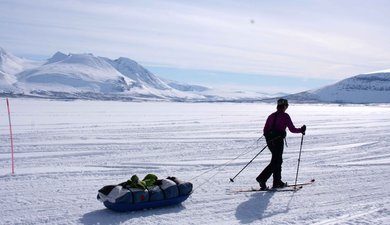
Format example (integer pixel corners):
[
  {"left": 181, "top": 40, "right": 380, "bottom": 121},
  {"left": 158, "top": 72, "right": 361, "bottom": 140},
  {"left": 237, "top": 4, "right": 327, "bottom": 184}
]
[{"left": 1, "top": 0, "right": 389, "bottom": 93}]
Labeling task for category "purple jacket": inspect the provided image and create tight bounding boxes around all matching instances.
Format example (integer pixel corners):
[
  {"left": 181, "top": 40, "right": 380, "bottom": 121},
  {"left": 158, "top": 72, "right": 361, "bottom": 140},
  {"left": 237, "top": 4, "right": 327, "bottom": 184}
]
[{"left": 263, "top": 110, "right": 302, "bottom": 135}]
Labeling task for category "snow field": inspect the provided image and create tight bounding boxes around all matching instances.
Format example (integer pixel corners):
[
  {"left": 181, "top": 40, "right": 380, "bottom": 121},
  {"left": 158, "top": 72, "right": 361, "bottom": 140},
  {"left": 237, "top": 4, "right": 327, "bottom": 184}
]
[{"left": 0, "top": 99, "right": 389, "bottom": 224}]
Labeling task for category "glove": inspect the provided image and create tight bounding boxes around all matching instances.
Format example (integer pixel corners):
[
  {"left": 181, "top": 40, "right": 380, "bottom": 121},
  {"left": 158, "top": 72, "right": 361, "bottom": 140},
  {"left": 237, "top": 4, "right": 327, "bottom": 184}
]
[{"left": 301, "top": 125, "right": 306, "bottom": 135}]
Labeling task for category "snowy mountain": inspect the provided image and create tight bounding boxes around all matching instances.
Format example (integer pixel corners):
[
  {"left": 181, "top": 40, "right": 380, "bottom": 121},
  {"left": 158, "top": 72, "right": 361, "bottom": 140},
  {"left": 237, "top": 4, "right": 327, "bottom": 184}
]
[
  {"left": 16, "top": 53, "right": 135, "bottom": 94},
  {"left": 285, "top": 71, "right": 390, "bottom": 104},
  {"left": 0, "top": 47, "right": 26, "bottom": 75},
  {"left": 4, "top": 47, "right": 388, "bottom": 103},
  {"left": 108, "top": 57, "right": 170, "bottom": 90},
  {"left": 0, "top": 47, "right": 42, "bottom": 92},
  {"left": 0, "top": 47, "right": 276, "bottom": 101},
  {"left": 163, "top": 78, "right": 209, "bottom": 92},
  {"left": 0, "top": 48, "right": 205, "bottom": 100}
]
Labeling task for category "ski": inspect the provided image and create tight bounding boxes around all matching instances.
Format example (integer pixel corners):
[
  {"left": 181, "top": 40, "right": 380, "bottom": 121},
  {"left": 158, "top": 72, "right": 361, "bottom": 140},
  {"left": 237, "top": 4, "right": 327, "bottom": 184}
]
[
  {"left": 287, "top": 178, "right": 315, "bottom": 187},
  {"left": 232, "top": 179, "right": 314, "bottom": 193},
  {"left": 234, "top": 185, "right": 303, "bottom": 193}
]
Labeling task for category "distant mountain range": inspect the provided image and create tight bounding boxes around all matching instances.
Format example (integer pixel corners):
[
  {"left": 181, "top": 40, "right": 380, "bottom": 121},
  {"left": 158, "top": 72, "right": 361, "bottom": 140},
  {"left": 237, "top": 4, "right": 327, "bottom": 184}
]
[
  {"left": 285, "top": 70, "right": 390, "bottom": 104},
  {"left": 1, "top": 47, "right": 389, "bottom": 103},
  {"left": 0, "top": 47, "right": 279, "bottom": 102}
]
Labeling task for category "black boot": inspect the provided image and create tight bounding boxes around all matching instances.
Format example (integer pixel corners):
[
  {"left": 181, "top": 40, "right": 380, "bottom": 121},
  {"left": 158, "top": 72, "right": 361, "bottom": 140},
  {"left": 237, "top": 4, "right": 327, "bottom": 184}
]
[
  {"left": 256, "top": 178, "right": 267, "bottom": 190},
  {"left": 259, "top": 181, "right": 267, "bottom": 190},
  {"left": 272, "top": 180, "right": 287, "bottom": 189}
]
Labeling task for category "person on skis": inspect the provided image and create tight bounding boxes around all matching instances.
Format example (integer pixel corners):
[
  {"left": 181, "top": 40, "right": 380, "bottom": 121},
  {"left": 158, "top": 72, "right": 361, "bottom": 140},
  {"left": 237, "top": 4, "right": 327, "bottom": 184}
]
[{"left": 256, "top": 98, "right": 306, "bottom": 190}]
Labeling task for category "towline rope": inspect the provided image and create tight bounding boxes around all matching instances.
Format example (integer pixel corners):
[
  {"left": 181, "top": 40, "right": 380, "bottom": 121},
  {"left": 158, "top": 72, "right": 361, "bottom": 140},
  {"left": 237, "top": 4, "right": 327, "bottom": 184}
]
[{"left": 191, "top": 136, "right": 264, "bottom": 191}]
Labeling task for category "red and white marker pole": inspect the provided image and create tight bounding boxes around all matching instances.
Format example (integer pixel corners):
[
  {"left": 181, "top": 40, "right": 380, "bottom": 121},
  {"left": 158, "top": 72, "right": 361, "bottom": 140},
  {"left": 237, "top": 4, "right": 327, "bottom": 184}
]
[{"left": 6, "top": 97, "right": 14, "bottom": 175}]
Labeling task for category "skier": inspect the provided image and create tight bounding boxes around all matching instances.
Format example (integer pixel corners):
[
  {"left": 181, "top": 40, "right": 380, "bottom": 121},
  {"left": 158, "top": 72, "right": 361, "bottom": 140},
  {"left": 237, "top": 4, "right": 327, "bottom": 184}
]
[{"left": 256, "top": 98, "right": 306, "bottom": 190}]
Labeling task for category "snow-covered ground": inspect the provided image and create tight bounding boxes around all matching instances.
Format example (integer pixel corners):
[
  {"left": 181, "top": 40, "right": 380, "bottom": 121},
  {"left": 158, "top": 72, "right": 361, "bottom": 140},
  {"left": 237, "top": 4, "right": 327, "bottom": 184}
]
[{"left": 0, "top": 99, "right": 389, "bottom": 224}]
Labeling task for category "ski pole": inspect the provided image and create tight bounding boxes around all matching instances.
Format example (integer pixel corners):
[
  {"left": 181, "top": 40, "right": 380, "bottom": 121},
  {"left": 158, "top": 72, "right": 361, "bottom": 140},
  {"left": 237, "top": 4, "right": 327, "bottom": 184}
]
[
  {"left": 294, "top": 134, "right": 304, "bottom": 188},
  {"left": 229, "top": 144, "right": 268, "bottom": 182}
]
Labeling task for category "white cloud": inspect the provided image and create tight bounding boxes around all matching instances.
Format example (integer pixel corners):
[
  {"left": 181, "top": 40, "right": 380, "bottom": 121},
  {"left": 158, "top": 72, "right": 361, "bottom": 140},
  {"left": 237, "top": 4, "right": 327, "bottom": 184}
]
[{"left": 1, "top": 0, "right": 389, "bottom": 81}]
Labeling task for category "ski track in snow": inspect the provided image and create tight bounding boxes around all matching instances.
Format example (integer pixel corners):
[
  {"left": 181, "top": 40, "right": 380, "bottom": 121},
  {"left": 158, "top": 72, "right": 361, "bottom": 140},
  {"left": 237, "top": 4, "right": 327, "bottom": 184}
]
[{"left": 0, "top": 99, "right": 389, "bottom": 224}]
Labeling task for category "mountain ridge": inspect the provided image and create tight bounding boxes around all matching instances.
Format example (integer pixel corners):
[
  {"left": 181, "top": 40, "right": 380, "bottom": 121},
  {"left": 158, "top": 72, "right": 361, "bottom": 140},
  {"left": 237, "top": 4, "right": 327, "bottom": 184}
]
[
  {"left": 285, "top": 72, "right": 390, "bottom": 103},
  {"left": 1, "top": 47, "right": 389, "bottom": 103}
]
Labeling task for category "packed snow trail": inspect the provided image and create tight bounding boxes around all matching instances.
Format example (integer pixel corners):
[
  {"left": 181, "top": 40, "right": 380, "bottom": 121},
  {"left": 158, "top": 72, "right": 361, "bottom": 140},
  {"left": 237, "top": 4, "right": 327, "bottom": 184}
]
[{"left": 0, "top": 99, "right": 389, "bottom": 224}]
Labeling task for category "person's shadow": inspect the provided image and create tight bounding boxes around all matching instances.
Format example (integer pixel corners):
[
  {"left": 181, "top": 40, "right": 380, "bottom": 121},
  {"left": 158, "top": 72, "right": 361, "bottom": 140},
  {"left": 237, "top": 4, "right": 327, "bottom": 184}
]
[
  {"left": 235, "top": 192, "right": 275, "bottom": 223},
  {"left": 236, "top": 191, "right": 297, "bottom": 223}
]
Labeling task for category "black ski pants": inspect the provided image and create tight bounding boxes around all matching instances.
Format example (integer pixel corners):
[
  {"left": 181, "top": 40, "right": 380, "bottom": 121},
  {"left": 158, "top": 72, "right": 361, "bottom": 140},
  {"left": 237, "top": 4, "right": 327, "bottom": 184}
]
[{"left": 256, "top": 137, "right": 284, "bottom": 184}]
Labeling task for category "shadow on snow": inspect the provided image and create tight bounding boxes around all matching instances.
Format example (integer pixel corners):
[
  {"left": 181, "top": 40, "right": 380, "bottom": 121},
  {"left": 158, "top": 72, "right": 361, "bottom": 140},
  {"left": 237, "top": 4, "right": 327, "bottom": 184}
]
[
  {"left": 235, "top": 191, "right": 297, "bottom": 223},
  {"left": 79, "top": 204, "right": 186, "bottom": 225}
]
